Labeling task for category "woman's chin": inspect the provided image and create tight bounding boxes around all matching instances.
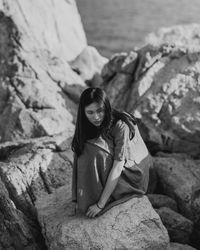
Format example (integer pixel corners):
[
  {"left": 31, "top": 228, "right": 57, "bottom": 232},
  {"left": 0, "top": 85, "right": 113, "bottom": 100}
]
[{"left": 92, "top": 122, "right": 102, "bottom": 127}]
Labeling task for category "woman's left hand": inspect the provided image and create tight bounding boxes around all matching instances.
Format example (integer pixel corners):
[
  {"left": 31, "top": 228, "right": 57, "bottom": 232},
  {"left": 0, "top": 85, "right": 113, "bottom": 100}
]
[{"left": 86, "top": 204, "right": 102, "bottom": 218}]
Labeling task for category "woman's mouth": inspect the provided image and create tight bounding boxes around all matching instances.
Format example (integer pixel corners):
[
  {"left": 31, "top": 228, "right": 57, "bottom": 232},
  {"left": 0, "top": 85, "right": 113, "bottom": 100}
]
[{"left": 93, "top": 120, "right": 101, "bottom": 125}]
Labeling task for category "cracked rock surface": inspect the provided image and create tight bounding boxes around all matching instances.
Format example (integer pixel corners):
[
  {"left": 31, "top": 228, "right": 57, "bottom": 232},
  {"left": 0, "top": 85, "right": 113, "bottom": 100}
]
[{"left": 36, "top": 185, "right": 170, "bottom": 250}]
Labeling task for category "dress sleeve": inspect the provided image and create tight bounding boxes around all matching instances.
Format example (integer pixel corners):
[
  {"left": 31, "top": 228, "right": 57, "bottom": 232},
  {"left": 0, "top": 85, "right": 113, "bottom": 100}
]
[
  {"left": 72, "top": 153, "right": 77, "bottom": 202},
  {"left": 111, "top": 120, "right": 130, "bottom": 161}
]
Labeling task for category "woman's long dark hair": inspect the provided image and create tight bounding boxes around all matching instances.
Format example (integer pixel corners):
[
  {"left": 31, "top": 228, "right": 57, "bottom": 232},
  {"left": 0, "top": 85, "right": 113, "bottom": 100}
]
[{"left": 71, "top": 87, "right": 136, "bottom": 156}]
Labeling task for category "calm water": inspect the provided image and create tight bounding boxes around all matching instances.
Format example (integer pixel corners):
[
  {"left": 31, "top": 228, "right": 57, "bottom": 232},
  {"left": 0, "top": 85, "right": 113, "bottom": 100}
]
[{"left": 76, "top": 0, "right": 200, "bottom": 57}]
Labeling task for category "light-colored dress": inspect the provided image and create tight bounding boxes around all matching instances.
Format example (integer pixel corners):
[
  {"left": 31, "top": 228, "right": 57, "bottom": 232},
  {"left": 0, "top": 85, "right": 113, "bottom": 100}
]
[{"left": 72, "top": 120, "right": 153, "bottom": 214}]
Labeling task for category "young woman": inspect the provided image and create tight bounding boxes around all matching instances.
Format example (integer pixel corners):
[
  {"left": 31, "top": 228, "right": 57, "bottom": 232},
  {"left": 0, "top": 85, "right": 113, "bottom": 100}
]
[{"left": 71, "top": 87, "right": 153, "bottom": 218}]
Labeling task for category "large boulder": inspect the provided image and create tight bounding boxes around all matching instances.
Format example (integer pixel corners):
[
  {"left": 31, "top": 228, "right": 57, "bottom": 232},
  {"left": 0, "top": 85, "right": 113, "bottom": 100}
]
[
  {"left": 101, "top": 40, "right": 200, "bottom": 157},
  {"left": 156, "top": 207, "right": 193, "bottom": 244},
  {"left": 36, "top": 185, "right": 170, "bottom": 250},
  {"left": 0, "top": 0, "right": 87, "bottom": 62},
  {"left": 154, "top": 154, "right": 200, "bottom": 226},
  {"left": 0, "top": 0, "right": 107, "bottom": 142},
  {"left": 70, "top": 45, "right": 108, "bottom": 85},
  {"left": 0, "top": 175, "right": 46, "bottom": 250},
  {"left": 147, "top": 194, "right": 178, "bottom": 211},
  {"left": 0, "top": 134, "right": 73, "bottom": 249}
]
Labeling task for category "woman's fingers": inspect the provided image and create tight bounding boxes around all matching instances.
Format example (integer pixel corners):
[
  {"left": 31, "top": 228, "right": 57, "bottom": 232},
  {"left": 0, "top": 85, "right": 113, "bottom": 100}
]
[
  {"left": 86, "top": 209, "right": 96, "bottom": 218},
  {"left": 86, "top": 204, "right": 101, "bottom": 218}
]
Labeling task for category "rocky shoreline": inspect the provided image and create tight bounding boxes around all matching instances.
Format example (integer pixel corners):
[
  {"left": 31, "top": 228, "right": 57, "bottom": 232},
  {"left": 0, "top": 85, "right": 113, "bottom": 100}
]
[{"left": 0, "top": 0, "right": 200, "bottom": 249}]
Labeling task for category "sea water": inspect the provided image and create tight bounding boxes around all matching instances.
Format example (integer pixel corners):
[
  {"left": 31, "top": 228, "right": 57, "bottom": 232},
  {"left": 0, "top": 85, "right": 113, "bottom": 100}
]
[{"left": 76, "top": 0, "right": 200, "bottom": 57}]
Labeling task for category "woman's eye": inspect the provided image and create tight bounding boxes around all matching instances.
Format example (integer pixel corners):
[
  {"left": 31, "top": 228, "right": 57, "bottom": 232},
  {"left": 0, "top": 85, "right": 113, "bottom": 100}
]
[{"left": 97, "top": 108, "right": 104, "bottom": 113}]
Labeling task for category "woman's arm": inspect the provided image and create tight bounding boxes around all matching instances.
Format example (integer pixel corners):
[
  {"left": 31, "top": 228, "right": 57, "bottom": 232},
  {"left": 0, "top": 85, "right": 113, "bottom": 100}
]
[
  {"left": 86, "top": 159, "right": 124, "bottom": 218},
  {"left": 86, "top": 120, "right": 129, "bottom": 218},
  {"left": 98, "top": 159, "right": 124, "bottom": 208}
]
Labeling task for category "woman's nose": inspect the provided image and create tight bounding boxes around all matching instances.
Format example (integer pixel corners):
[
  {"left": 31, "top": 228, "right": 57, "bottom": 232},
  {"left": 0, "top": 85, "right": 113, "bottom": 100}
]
[{"left": 93, "top": 112, "right": 99, "bottom": 119}]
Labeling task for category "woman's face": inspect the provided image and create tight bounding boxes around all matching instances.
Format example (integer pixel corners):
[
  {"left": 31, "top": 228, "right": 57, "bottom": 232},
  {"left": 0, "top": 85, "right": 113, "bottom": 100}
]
[{"left": 84, "top": 102, "right": 105, "bottom": 127}]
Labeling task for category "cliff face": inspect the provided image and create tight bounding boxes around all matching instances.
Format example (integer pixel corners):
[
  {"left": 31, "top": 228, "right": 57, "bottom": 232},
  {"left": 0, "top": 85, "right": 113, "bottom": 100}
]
[
  {"left": 0, "top": 0, "right": 87, "bottom": 62},
  {"left": 0, "top": 1, "right": 107, "bottom": 249},
  {"left": 0, "top": 0, "right": 106, "bottom": 143}
]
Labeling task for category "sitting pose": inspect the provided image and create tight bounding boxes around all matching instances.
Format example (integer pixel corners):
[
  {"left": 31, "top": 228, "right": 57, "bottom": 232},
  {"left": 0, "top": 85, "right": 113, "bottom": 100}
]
[{"left": 71, "top": 87, "right": 153, "bottom": 218}]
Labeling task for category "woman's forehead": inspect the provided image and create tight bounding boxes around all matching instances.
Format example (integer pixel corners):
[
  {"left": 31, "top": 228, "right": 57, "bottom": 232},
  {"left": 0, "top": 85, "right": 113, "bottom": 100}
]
[{"left": 85, "top": 102, "right": 104, "bottom": 111}]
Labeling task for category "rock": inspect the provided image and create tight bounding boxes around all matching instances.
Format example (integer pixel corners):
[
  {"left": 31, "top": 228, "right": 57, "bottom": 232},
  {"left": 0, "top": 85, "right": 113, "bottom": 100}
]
[
  {"left": 0, "top": 0, "right": 107, "bottom": 143},
  {"left": 154, "top": 154, "right": 200, "bottom": 227},
  {"left": 0, "top": 0, "right": 87, "bottom": 62},
  {"left": 147, "top": 194, "right": 178, "bottom": 211},
  {"left": 102, "top": 43, "right": 200, "bottom": 158},
  {"left": 0, "top": 134, "right": 73, "bottom": 203},
  {"left": 170, "top": 242, "right": 197, "bottom": 250},
  {"left": 0, "top": 0, "right": 88, "bottom": 142},
  {"left": 0, "top": 174, "right": 46, "bottom": 250},
  {"left": 156, "top": 207, "right": 193, "bottom": 244},
  {"left": 146, "top": 24, "right": 200, "bottom": 51},
  {"left": 36, "top": 185, "right": 170, "bottom": 250},
  {"left": 0, "top": 134, "right": 73, "bottom": 249},
  {"left": 70, "top": 45, "right": 108, "bottom": 85},
  {"left": 147, "top": 157, "right": 158, "bottom": 193},
  {"left": 190, "top": 225, "right": 200, "bottom": 250}
]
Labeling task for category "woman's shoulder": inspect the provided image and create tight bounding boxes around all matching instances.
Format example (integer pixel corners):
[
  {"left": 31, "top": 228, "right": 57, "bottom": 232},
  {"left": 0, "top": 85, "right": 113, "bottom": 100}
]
[{"left": 111, "top": 119, "right": 129, "bottom": 136}]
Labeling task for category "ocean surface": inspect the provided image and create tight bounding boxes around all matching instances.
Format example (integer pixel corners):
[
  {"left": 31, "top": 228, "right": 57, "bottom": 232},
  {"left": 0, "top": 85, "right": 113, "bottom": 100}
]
[{"left": 76, "top": 0, "right": 200, "bottom": 57}]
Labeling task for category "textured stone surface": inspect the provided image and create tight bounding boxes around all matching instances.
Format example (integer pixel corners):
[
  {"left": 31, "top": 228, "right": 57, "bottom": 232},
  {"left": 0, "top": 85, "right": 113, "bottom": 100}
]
[
  {"left": 0, "top": 0, "right": 87, "bottom": 62},
  {"left": 0, "top": 134, "right": 73, "bottom": 249},
  {"left": 36, "top": 185, "right": 170, "bottom": 250},
  {"left": 0, "top": 0, "right": 83, "bottom": 142},
  {"left": 0, "top": 4, "right": 200, "bottom": 249},
  {"left": 70, "top": 45, "right": 108, "bottom": 85},
  {"left": 154, "top": 154, "right": 200, "bottom": 226},
  {"left": 0, "top": 0, "right": 107, "bottom": 143},
  {"left": 170, "top": 242, "right": 197, "bottom": 250},
  {"left": 146, "top": 24, "right": 200, "bottom": 50},
  {"left": 156, "top": 207, "right": 193, "bottom": 244},
  {"left": 147, "top": 194, "right": 178, "bottom": 211},
  {"left": 0, "top": 176, "right": 46, "bottom": 250},
  {"left": 101, "top": 42, "right": 200, "bottom": 157}
]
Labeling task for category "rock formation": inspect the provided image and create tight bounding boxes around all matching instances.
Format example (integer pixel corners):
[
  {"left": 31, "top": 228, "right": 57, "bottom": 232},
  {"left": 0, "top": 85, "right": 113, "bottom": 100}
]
[
  {"left": 0, "top": 134, "right": 74, "bottom": 249},
  {"left": 101, "top": 44, "right": 200, "bottom": 158},
  {"left": 0, "top": 0, "right": 106, "bottom": 143},
  {"left": 146, "top": 23, "right": 200, "bottom": 50},
  {"left": 100, "top": 26, "right": 200, "bottom": 249},
  {"left": 36, "top": 185, "right": 170, "bottom": 250},
  {"left": 154, "top": 154, "right": 200, "bottom": 225},
  {"left": 1, "top": 0, "right": 200, "bottom": 249},
  {"left": 0, "top": 0, "right": 107, "bottom": 249}
]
